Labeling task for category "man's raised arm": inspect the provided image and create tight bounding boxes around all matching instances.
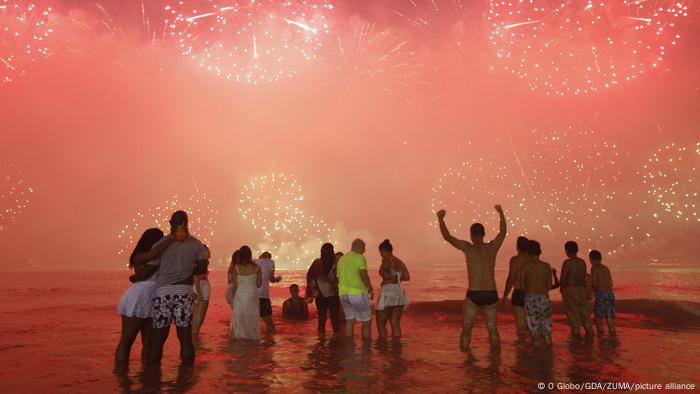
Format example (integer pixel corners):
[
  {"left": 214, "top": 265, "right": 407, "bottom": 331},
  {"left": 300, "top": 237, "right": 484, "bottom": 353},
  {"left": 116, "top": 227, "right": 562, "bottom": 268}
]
[
  {"left": 437, "top": 210, "right": 471, "bottom": 252},
  {"left": 493, "top": 205, "right": 507, "bottom": 249}
]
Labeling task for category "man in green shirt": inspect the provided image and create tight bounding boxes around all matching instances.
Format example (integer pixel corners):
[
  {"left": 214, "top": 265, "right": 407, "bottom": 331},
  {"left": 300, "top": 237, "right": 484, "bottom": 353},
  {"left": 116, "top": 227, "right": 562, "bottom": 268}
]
[{"left": 336, "top": 238, "right": 374, "bottom": 339}]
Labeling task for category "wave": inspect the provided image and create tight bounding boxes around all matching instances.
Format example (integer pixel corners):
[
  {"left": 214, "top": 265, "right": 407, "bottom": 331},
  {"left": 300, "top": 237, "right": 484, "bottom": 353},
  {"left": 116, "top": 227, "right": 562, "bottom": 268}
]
[{"left": 407, "top": 298, "right": 700, "bottom": 330}]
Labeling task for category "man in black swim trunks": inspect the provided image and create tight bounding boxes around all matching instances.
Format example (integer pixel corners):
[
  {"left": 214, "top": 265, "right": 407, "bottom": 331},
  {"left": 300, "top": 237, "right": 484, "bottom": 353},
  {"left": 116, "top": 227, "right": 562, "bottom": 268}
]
[
  {"left": 437, "top": 205, "right": 507, "bottom": 351},
  {"left": 503, "top": 236, "right": 530, "bottom": 337}
]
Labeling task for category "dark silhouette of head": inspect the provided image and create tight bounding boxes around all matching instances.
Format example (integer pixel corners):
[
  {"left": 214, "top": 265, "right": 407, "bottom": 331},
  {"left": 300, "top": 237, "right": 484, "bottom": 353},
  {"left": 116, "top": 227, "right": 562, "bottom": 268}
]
[
  {"left": 589, "top": 250, "right": 602, "bottom": 264},
  {"left": 169, "top": 210, "right": 188, "bottom": 231},
  {"left": 238, "top": 245, "right": 253, "bottom": 264},
  {"left": 351, "top": 239, "right": 366, "bottom": 254},
  {"left": 378, "top": 239, "right": 393, "bottom": 258},
  {"left": 516, "top": 236, "right": 529, "bottom": 252},
  {"left": 259, "top": 251, "right": 272, "bottom": 259},
  {"left": 289, "top": 284, "right": 300, "bottom": 296},
  {"left": 565, "top": 241, "right": 579, "bottom": 257},
  {"left": 470, "top": 223, "right": 485, "bottom": 243},
  {"left": 129, "top": 228, "right": 165, "bottom": 268},
  {"left": 320, "top": 243, "right": 335, "bottom": 274},
  {"left": 231, "top": 249, "right": 240, "bottom": 265},
  {"left": 527, "top": 240, "right": 542, "bottom": 257}
]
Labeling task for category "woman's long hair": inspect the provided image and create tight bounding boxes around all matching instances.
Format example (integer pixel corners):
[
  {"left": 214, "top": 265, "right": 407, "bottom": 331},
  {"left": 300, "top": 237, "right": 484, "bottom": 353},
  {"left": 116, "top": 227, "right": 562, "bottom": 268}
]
[
  {"left": 320, "top": 243, "right": 335, "bottom": 276},
  {"left": 129, "top": 228, "right": 165, "bottom": 268},
  {"left": 238, "top": 245, "right": 253, "bottom": 265}
]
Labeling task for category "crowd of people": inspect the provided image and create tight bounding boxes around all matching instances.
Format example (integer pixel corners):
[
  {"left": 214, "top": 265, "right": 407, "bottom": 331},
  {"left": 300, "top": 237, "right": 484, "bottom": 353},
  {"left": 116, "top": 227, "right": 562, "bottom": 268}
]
[{"left": 114, "top": 205, "right": 616, "bottom": 365}]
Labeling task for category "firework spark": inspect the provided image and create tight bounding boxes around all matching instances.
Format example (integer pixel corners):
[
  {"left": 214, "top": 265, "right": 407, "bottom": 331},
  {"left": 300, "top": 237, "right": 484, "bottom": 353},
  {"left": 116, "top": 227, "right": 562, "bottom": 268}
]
[
  {"left": 1, "top": 0, "right": 54, "bottom": 84},
  {"left": 488, "top": 0, "right": 688, "bottom": 96},
  {"left": 165, "top": 0, "right": 333, "bottom": 84},
  {"left": 0, "top": 164, "right": 34, "bottom": 232},
  {"left": 239, "top": 172, "right": 335, "bottom": 266}
]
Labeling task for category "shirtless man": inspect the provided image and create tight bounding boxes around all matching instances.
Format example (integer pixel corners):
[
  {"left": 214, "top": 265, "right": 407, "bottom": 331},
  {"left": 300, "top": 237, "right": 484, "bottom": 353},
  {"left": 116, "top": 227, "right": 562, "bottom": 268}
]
[
  {"left": 560, "top": 241, "right": 593, "bottom": 337},
  {"left": 519, "top": 240, "right": 559, "bottom": 346},
  {"left": 502, "top": 236, "right": 530, "bottom": 336},
  {"left": 437, "top": 205, "right": 506, "bottom": 351},
  {"left": 589, "top": 250, "right": 616, "bottom": 335}
]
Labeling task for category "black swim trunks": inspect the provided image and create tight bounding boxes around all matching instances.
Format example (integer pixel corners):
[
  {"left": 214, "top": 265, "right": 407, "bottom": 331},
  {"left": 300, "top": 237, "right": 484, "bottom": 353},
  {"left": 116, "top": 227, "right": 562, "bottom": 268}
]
[
  {"left": 467, "top": 290, "right": 499, "bottom": 307},
  {"left": 259, "top": 298, "right": 272, "bottom": 318},
  {"left": 511, "top": 289, "right": 526, "bottom": 307}
]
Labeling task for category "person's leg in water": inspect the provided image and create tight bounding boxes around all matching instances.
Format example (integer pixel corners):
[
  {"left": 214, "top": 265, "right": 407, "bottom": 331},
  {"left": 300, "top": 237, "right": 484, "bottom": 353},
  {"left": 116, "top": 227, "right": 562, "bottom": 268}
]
[
  {"left": 148, "top": 326, "right": 171, "bottom": 364},
  {"left": 461, "top": 297, "right": 479, "bottom": 351},
  {"left": 176, "top": 325, "right": 195, "bottom": 364},
  {"left": 260, "top": 299, "right": 276, "bottom": 334},
  {"left": 140, "top": 318, "right": 154, "bottom": 362},
  {"left": 595, "top": 317, "right": 605, "bottom": 334},
  {"left": 376, "top": 308, "right": 389, "bottom": 338},
  {"left": 514, "top": 306, "right": 528, "bottom": 336},
  {"left": 607, "top": 317, "right": 616, "bottom": 334},
  {"left": 328, "top": 296, "right": 341, "bottom": 333},
  {"left": 262, "top": 315, "right": 276, "bottom": 334},
  {"left": 116, "top": 315, "right": 144, "bottom": 363},
  {"left": 361, "top": 319, "right": 372, "bottom": 340},
  {"left": 344, "top": 318, "right": 355, "bottom": 337},
  {"left": 483, "top": 303, "right": 501, "bottom": 348},
  {"left": 389, "top": 306, "right": 403, "bottom": 338},
  {"left": 192, "top": 300, "right": 210, "bottom": 336},
  {"left": 315, "top": 295, "right": 328, "bottom": 333}
]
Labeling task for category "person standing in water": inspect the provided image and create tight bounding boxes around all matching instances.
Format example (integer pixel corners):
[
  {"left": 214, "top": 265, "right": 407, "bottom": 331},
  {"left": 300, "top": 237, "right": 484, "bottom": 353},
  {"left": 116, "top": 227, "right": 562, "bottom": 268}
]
[
  {"left": 337, "top": 239, "right": 374, "bottom": 339},
  {"left": 376, "top": 239, "right": 410, "bottom": 338},
  {"left": 306, "top": 243, "right": 341, "bottom": 333},
  {"left": 502, "top": 236, "right": 530, "bottom": 337},
  {"left": 115, "top": 228, "right": 174, "bottom": 363},
  {"left": 560, "top": 241, "right": 593, "bottom": 337},
  {"left": 225, "top": 250, "right": 240, "bottom": 307},
  {"left": 255, "top": 252, "right": 282, "bottom": 334},
  {"left": 437, "top": 205, "right": 507, "bottom": 351},
  {"left": 192, "top": 245, "right": 212, "bottom": 336},
  {"left": 520, "top": 240, "right": 560, "bottom": 346},
  {"left": 590, "top": 250, "right": 616, "bottom": 335},
  {"left": 147, "top": 211, "right": 209, "bottom": 364},
  {"left": 231, "top": 246, "right": 263, "bottom": 340}
]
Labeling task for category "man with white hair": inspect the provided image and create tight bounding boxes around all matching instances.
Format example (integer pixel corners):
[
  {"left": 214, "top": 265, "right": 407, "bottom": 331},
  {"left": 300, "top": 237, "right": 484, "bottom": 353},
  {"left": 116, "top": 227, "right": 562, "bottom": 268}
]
[{"left": 336, "top": 238, "right": 374, "bottom": 339}]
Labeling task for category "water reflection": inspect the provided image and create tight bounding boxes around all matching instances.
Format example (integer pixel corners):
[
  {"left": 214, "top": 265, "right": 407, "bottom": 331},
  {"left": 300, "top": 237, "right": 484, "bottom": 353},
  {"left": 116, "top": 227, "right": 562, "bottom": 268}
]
[{"left": 113, "top": 362, "right": 199, "bottom": 393}]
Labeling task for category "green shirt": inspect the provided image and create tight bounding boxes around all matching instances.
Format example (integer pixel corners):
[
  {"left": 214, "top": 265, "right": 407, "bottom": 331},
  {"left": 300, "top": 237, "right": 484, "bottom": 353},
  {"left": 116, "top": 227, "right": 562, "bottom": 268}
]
[{"left": 337, "top": 251, "right": 368, "bottom": 296}]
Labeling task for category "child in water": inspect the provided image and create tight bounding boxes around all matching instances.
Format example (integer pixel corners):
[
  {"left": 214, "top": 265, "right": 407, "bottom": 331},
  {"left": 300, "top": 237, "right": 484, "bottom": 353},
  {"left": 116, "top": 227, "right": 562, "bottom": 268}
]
[
  {"left": 283, "top": 284, "right": 309, "bottom": 321},
  {"left": 590, "top": 250, "right": 616, "bottom": 335}
]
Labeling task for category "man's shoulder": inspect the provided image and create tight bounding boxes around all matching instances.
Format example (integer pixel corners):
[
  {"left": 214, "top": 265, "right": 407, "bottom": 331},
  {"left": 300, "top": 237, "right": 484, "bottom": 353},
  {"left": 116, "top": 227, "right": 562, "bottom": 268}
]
[{"left": 186, "top": 235, "right": 204, "bottom": 247}]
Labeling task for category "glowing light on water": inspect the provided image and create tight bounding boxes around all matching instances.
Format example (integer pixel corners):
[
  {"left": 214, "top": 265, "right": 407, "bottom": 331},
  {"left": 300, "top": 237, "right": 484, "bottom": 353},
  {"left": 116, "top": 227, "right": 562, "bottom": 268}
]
[
  {"left": 1, "top": 0, "right": 54, "bottom": 84},
  {"left": 487, "top": 0, "right": 688, "bottom": 96},
  {"left": 640, "top": 141, "right": 699, "bottom": 224},
  {"left": 0, "top": 164, "right": 34, "bottom": 232},
  {"left": 117, "top": 190, "right": 218, "bottom": 257},
  {"left": 239, "top": 172, "right": 334, "bottom": 266},
  {"left": 164, "top": 0, "right": 333, "bottom": 84}
]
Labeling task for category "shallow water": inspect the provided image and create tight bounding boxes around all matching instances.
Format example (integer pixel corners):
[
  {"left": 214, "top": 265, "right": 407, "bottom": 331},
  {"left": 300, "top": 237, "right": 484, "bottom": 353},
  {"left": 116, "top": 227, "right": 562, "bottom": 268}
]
[{"left": 1, "top": 271, "right": 699, "bottom": 393}]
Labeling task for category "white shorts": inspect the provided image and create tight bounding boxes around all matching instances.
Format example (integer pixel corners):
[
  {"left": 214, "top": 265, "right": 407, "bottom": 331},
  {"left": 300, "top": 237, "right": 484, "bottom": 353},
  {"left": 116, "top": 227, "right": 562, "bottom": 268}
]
[
  {"left": 340, "top": 293, "right": 372, "bottom": 322},
  {"left": 194, "top": 279, "right": 211, "bottom": 301}
]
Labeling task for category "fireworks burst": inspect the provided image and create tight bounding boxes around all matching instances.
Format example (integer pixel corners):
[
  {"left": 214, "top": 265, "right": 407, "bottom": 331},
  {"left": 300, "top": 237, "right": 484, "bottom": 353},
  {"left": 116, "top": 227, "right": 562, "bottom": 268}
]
[
  {"left": 0, "top": 164, "right": 34, "bottom": 232},
  {"left": 640, "top": 141, "right": 699, "bottom": 224},
  {"left": 239, "top": 172, "right": 334, "bottom": 266},
  {"left": 117, "top": 188, "right": 218, "bottom": 257},
  {"left": 165, "top": 0, "right": 333, "bottom": 84},
  {"left": 430, "top": 138, "right": 530, "bottom": 236},
  {"left": 1, "top": 0, "right": 54, "bottom": 84},
  {"left": 487, "top": 0, "right": 688, "bottom": 96},
  {"left": 330, "top": 23, "right": 428, "bottom": 102},
  {"left": 394, "top": 0, "right": 467, "bottom": 45}
]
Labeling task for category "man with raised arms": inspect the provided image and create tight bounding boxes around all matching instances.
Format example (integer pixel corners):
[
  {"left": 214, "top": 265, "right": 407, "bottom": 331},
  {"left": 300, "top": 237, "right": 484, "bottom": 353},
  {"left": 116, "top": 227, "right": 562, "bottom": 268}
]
[{"left": 437, "top": 205, "right": 506, "bottom": 351}]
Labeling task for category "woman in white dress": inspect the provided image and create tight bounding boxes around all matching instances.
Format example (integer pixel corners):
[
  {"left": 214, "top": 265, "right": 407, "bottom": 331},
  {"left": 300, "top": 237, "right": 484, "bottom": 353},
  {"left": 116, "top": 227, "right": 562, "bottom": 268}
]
[
  {"left": 376, "top": 239, "right": 410, "bottom": 338},
  {"left": 115, "top": 228, "right": 174, "bottom": 362},
  {"left": 230, "top": 245, "right": 262, "bottom": 340}
]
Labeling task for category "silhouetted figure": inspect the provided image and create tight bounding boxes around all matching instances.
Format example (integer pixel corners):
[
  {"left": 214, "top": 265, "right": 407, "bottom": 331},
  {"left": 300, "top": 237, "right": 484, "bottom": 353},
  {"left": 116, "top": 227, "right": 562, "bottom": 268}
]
[
  {"left": 502, "top": 236, "right": 530, "bottom": 336},
  {"left": 590, "top": 250, "right": 616, "bottom": 335},
  {"left": 520, "top": 240, "right": 559, "bottom": 347},
  {"left": 283, "top": 284, "right": 309, "bottom": 320},
  {"left": 230, "top": 246, "right": 262, "bottom": 340},
  {"left": 376, "top": 239, "right": 410, "bottom": 338},
  {"left": 192, "top": 244, "right": 212, "bottom": 336},
  {"left": 115, "top": 228, "right": 174, "bottom": 363},
  {"left": 560, "top": 241, "right": 594, "bottom": 337},
  {"left": 147, "top": 211, "right": 209, "bottom": 364},
  {"left": 306, "top": 243, "right": 341, "bottom": 333},
  {"left": 437, "top": 205, "right": 506, "bottom": 351},
  {"left": 256, "top": 251, "right": 282, "bottom": 334}
]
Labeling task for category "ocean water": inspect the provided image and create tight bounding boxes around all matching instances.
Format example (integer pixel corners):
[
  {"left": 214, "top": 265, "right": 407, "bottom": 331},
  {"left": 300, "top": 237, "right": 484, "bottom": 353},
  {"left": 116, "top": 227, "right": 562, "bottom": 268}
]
[{"left": 1, "top": 270, "right": 699, "bottom": 393}]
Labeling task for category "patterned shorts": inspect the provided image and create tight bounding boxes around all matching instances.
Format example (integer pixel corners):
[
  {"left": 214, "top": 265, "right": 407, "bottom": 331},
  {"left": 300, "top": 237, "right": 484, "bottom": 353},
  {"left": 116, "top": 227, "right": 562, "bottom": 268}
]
[
  {"left": 152, "top": 285, "right": 196, "bottom": 329},
  {"left": 524, "top": 294, "right": 552, "bottom": 337},
  {"left": 595, "top": 291, "right": 616, "bottom": 318}
]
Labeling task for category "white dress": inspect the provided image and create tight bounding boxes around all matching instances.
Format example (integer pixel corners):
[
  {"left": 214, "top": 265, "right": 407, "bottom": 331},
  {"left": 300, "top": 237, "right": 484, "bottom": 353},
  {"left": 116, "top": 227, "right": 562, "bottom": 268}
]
[
  {"left": 117, "top": 277, "right": 157, "bottom": 319},
  {"left": 231, "top": 265, "right": 260, "bottom": 340}
]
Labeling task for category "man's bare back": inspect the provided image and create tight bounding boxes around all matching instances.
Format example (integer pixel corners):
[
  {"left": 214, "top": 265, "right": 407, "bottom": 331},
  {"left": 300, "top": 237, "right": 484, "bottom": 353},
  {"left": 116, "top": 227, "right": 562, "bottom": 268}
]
[
  {"left": 592, "top": 264, "right": 613, "bottom": 292},
  {"left": 521, "top": 260, "right": 553, "bottom": 295},
  {"left": 561, "top": 257, "right": 587, "bottom": 288},
  {"left": 510, "top": 253, "right": 530, "bottom": 291}
]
